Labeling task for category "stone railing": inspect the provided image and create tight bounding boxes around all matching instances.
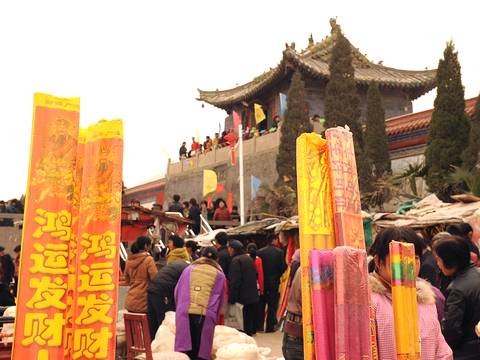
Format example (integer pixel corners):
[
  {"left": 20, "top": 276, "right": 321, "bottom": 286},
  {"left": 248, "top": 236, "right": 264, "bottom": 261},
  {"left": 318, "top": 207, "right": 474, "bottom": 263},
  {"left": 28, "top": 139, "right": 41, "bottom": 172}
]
[{"left": 167, "top": 130, "right": 281, "bottom": 176}]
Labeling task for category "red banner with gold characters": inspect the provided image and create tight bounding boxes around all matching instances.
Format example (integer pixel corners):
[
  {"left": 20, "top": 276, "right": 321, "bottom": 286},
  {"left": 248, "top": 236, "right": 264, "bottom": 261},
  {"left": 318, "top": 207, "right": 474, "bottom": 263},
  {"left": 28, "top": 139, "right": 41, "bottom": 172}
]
[
  {"left": 13, "top": 93, "right": 80, "bottom": 360},
  {"left": 13, "top": 94, "right": 123, "bottom": 360},
  {"left": 71, "top": 120, "right": 123, "bottom": 360}
]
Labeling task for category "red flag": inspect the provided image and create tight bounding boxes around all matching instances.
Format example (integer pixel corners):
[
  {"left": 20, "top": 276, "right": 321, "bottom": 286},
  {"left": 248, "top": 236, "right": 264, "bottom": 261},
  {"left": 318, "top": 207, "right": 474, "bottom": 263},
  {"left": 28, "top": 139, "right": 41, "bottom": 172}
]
[
  {"left": 216, "top": 183, "right": 225, "bottom": 193},
  {"left": 233, "top": 111, "right": 242, "bottom": 130},
  {"left": 224, "top": 130, "right": 238, "bottom": 166},
  {"left": 224, "top": 129, "right": 238, "bottom": 146}
]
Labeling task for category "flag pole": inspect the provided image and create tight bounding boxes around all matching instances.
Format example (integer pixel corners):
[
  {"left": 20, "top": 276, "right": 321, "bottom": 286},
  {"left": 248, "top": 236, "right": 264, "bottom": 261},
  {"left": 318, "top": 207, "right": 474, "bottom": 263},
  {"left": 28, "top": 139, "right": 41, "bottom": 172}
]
[{"left": 239, "top": 123, "right": 245, "bottom": 225}]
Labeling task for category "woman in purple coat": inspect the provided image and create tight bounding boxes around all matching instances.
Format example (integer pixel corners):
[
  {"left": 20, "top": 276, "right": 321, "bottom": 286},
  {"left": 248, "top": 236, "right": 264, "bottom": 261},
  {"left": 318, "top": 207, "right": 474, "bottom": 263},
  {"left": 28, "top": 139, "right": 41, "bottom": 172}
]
[{"left": 174, "top": 247, "right": 226, "bottom": 360}]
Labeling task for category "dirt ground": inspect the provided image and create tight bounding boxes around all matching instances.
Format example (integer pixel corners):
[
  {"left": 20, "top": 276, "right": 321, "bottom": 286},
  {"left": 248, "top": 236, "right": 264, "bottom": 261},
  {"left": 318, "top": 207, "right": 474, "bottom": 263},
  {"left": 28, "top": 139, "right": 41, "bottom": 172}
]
[
  {"left": 254, "top": 331, "right": 284, "bottom": 359},
  {"left": 118, "top": 286, "right": 285, "bottom": 359}
]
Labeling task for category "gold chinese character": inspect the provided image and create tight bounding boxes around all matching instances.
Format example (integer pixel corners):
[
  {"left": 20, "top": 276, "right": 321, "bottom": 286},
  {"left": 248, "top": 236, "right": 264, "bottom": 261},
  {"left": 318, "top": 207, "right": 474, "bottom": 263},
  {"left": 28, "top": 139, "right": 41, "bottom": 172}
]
[
  {"left": 33, "top": 209, "right": 72, "bottom": 241},
  {"left": 31, "top": 243, "right": 68, "bottom": 275},
  {"left": 27, "top": 276, "right": 67, "bottom": 310},
  {"left": 78, "top": 263, "right": 114, "bottom": 292},
  {"left": 22, "top": 312, "right": 65, "bottom": 346},
  {"left": 76, "top": 293, "right": 113, "bottom": 325},
  {"left": 73, "top": 327, "right": 112, "bottom": 359},
  {"left": 80, "top": 231, "right": 116, "bottom": 260}
]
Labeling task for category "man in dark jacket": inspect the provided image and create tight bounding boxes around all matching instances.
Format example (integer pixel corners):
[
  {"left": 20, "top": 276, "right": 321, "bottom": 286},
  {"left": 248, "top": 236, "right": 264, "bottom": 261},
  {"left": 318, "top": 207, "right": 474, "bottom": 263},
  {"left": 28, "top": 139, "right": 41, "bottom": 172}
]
[
  {"left": 187, "top": 198, "right": 201, "bottom": 235},
  {"left": 257, "top": 237, "right": 287, "bottom": 332},
  {"left": 168, "top": 194, "right": 184, "bottom": 214},
  {"left": 228, "top": 240, "right": 259, "bottom": 336},
  {"left": 433, "top": 235, "right": 480, "bottom": 359},
  {"left": 147, "top": 259, "right": 189, "bottom": 338},
  {"left": 215, "top": 231, "right": 231, "bottom": 277}
]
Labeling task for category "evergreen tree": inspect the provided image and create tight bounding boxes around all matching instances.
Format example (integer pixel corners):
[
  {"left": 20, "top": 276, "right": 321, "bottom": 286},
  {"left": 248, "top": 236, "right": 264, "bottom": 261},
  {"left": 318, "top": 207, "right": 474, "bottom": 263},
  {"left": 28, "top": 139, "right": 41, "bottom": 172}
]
[
  {"left": 425, "top": 41, "right": 470, "bottom": 194},
  {"left": 461, "top": 94, "right": 480, "bottom": 170},
  {"left": 365, "top": 82, "right": 391, "bottom": 178},
  {"left": 276, "top": 70, "right": 312, "bottom": 191},
  {"left": 323, "top": 22, "right": 372, "bottom": 193}
]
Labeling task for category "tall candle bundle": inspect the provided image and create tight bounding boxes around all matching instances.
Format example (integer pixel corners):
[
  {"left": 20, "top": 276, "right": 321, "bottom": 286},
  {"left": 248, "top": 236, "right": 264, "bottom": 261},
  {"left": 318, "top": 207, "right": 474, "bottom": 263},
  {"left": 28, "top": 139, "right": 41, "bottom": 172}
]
[
  {"left": 310, "top": 250, "right": 335, "bottom": 360},
  {"left": 390, "top": 241, "right": 421, "bottom": 360},
  {"left": 334, "top": 246, "right": 372, "bottom": 360}
]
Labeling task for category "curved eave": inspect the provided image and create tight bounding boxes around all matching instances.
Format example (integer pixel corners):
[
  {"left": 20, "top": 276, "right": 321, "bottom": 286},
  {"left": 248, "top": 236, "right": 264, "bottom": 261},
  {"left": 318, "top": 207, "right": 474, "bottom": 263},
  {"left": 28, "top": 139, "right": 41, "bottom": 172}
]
[
  {"left": 197, "top": 63, "right": 286, "bottom": 110},
  {"left": 198, "top": 49, "right": 437, "bottom": 108}
]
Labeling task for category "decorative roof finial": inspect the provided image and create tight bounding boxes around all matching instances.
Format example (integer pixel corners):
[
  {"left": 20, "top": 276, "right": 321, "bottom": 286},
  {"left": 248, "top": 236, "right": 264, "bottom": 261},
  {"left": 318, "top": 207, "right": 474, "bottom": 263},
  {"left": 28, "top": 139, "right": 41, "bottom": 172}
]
[
  {"left": 308, "top": 33, "right": 314, "bottom": 47},
  {"left": 329, "top": 17, "right": 341, "bottom": 36},
  {"left": 290, "top": 42, "right": 296, "bottom": 50}
]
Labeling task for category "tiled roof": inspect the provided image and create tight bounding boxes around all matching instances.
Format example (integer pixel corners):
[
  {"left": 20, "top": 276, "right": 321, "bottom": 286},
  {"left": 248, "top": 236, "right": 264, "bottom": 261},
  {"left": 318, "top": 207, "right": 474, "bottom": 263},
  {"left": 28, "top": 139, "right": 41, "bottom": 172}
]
[
  {"left": 198, "top": 21, "right": 437, "bottom": 110},
  {"left": 386, "top": 97, "right": 478, "bottom": 137},
  {"left": 125, "top": 178, "right": 165, "bottom": 195}
]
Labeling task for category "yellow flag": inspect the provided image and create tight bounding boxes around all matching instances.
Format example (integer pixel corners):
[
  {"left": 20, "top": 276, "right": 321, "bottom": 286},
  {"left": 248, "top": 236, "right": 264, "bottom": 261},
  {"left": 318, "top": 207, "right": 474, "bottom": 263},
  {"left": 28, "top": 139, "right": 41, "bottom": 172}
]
[
  {"left": 203, "top": 169, "right": 217, "bottom": 196},
  {"left": 254, "top": 103, "right": 266, "bottom": 124}
]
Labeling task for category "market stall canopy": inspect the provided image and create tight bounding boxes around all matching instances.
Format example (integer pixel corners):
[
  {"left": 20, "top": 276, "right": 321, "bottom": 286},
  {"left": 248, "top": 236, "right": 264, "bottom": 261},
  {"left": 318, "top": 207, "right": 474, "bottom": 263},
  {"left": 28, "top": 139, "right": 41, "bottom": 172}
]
[{"left": 373, "top": 194, "right": 480, "bottom": 229}]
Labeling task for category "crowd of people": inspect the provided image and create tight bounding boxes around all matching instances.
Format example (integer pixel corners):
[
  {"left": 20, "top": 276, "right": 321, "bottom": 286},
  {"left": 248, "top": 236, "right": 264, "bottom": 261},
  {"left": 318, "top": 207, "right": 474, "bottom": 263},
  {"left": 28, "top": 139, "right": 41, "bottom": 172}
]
[
  {"left": 0, "top": 199, "right": 23, "bottom": 226},
  {"left": 282, "top": 223, "right": 480, "bottom": 360},
  {"left": 178, "top": 116, "right": 281, "bottom": 160},
  {"left": 121, "top": 219, "right": 480, "bottom": 360},
  {"left": 123, "top": 231, "right": 286, "bottom": 359},
  {"left": 167, "top": 194, "right": 240, "bottom": 235}
]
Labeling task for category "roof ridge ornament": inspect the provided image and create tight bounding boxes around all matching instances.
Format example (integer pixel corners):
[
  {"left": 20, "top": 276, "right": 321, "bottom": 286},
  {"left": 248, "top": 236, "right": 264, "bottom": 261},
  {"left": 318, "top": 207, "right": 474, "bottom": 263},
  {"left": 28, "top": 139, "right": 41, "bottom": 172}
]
[
  {"left": 329, "top": 17, "right": 341, "bottom": 38},
  {"left": 308, "top": 33, "right": 314, "bottom": 48}
]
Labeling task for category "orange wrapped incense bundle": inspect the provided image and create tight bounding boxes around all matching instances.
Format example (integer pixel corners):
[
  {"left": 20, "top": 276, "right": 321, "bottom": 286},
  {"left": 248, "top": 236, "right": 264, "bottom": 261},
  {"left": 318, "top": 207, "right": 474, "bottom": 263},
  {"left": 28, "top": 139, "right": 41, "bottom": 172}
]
[
  {"left": 296, "top": 133, "right": 335, "bottom": 360},
  {"left": 325, "top": 127, "right": 364, "bottom": 249},
  {"left": 13, "top": 93, "right": 80, "bottom": 360},
  {"left": 334, "top": 246, "right": 372, "bottom": 360},
  {"left": 71, "top": 120, "right": 124, "bottom": 360},
  {"left": 390, "top": 241, "right": 420, "bottom": 360}
]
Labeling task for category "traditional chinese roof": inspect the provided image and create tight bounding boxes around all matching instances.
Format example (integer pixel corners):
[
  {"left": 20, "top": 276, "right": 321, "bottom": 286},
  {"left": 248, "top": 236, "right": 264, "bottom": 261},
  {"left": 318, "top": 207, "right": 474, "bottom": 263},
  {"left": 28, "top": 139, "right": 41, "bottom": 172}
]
[
  {"left": 198, "top": 20, "right": 437, "bottom": 110},
  {"left": 386, "top": 97, "right": 478, "bottom": 137}
]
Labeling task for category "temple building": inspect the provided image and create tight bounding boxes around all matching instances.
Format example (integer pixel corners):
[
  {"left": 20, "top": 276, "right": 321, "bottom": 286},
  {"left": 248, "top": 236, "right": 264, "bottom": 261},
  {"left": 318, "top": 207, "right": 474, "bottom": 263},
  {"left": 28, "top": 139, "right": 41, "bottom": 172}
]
[
  {"left": 164, "top": 20, "right": 440, "bottom": 212},
  {"left": 198, "top": 19, "right": 436, "bottom": 132},
  {"left": 387, "top": 96, "right": 478, "bottom": 174}
]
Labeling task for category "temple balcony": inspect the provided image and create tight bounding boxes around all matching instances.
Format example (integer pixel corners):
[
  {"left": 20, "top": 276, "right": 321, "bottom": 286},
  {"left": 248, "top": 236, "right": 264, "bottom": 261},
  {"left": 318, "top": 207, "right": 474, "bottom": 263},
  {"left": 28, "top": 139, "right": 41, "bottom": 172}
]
[{"left": 167, "top": 130, "right": 281, "bottom": 176}]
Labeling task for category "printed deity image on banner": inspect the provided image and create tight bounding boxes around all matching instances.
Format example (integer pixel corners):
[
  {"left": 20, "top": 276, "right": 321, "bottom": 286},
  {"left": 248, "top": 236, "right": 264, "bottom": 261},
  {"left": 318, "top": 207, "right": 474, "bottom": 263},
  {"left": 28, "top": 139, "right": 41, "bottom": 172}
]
[
  {"left": 304, "top": 142, "right": 332, "bottom": 234},
  {"left": 32, "top": 117, "right": 78, "bottom": 202}
]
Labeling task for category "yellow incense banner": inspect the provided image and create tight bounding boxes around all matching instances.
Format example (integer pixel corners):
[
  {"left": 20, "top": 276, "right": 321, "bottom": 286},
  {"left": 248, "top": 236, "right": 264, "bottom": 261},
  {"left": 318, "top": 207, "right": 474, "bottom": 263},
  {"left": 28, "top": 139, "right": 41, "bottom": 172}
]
[
  {"left": 390, "top": 241, "right": 420, "bottom": 360},
  {"left": 325, "top": 127, "right": 364, "bottom": 249},
  {"left": 71, "top": 120, "right": 123, "bottom": 360},
  {"left": 13, "top": 93, "right": 80, "bottom": 360},
  {"left": 296, "top": 133, "right": 335, "bottom": 360}
]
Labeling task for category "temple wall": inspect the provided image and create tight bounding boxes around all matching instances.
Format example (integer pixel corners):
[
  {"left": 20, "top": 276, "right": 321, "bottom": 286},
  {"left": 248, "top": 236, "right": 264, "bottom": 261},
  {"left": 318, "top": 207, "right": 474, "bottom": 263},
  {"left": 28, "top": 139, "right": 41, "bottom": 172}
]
[{"left": 165, "top": 132, "right": 280, "bottom": 212}]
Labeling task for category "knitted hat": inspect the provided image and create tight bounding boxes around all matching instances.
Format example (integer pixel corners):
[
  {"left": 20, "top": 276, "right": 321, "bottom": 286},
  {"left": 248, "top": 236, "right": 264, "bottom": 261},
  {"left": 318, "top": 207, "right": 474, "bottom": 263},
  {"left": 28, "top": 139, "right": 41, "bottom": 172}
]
[{"left": 229, "top": 240, "right": 244, "bottom": 251}]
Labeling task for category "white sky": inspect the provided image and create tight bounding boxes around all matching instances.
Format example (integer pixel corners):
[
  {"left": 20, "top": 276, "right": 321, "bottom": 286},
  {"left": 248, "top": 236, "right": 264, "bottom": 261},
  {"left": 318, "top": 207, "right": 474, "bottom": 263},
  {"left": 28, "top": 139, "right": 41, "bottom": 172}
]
[{"left": 0, "top": 0, "right": 479, "bottom": 200}]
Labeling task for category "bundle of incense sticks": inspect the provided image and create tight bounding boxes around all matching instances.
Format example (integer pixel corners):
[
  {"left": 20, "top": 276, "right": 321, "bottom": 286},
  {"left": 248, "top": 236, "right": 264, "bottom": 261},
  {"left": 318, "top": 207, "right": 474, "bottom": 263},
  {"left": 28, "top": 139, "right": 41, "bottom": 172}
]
[
  {"left": 334, "top": 246, "right": 372, "bottom": 360},
  {"left": 390, "top": 241, "right": 421, "bottom": 360},
  {"left": 310, "top": 250, "right": 335, "bottom": 360},
  {"left": 325, "top": 127, "right": 365, "bottom": 249},
  {"left": 296, "top": 133, "right": 335, "bottom": 359}
]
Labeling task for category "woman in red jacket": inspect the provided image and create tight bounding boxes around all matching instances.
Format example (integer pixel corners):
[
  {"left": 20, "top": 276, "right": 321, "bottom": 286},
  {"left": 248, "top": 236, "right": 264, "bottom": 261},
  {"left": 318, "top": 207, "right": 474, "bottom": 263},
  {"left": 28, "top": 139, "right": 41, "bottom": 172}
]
[{"left": 213, "top": 200, "right": 231, "bottom": 221}]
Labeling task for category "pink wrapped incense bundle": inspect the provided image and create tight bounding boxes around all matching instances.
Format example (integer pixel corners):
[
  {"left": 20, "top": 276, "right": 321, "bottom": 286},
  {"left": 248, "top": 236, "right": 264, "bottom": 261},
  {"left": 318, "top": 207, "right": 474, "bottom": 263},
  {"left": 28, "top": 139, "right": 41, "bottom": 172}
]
[
  {"left": 310, "top": 249, "right": 335, "bottom": 360},
  {"left": 334, "top": 246, "right": 372, "bottom": 360},
  {"left": 390, "top": 241, "right": 420, "bottom": 360},
  {"left": 325, "top": 127, "right": 365, "bottom": 249}
]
